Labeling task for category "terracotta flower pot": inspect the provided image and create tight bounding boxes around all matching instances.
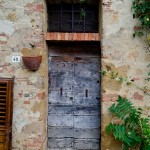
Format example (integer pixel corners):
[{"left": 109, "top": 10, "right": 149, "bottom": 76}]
[{"left": 22, "top": 55, "right": 42, "bottom": 71}]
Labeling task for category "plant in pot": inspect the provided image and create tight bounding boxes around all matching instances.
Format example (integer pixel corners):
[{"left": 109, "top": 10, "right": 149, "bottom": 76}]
[{"left": 21, "top": 44, "right": 42, "bottom": 71}]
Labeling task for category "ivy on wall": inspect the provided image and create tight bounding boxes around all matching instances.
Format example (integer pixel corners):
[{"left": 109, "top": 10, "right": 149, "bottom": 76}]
[
  {"left": 132, "top": 0, "right": 150, "bottom": 46},
  {"left": 132, "top": 0, "right": 150, "bottom": 81}
]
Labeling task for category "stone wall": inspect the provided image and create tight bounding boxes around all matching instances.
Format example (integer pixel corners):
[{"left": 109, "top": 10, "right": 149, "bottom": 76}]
[
  {"left": 0, "top": 0, "right": 48, "bottom": 149},
  {"left": 0, "top": 0, "right": 149, "bottom": 149},
  {"left": 101, "top": 0, "right": 150, "bottom": 149}
]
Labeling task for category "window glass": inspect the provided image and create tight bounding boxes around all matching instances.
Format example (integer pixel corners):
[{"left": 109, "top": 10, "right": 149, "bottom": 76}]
[{"left": 48, "top": 4, "right": 98, "bottom": 33}]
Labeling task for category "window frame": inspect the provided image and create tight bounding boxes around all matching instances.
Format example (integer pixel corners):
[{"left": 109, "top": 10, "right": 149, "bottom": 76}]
[{"left": 47, "top": 3, "right": 99, "bottom": 33}]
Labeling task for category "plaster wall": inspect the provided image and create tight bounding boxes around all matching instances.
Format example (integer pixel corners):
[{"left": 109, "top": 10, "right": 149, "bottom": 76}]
[
  {"left": 0, "top": 0, "right": 149, "bottom": 149},
  {"left": 101, "top": 0, "right": 150, "bottom": 149},
  {"left": 0, "top": 0, "right": 48, "bottom": 149}
]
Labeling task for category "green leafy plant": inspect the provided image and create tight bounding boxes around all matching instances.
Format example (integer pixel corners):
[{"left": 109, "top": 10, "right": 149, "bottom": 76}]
[
  {"left": 101, "top": 70, "right": 150, "bottom": 96},
  {"left": 145, "top": 64, "right": 150, "bottom": 81},
  {"left": 132, "top": 0, "right": 150, "bottom": 46},
  {"left": 80, "top": 8, "right": 86, "bottom": 20},
  {"left": 106, "top": 96, "right": 150, "bottom": 150}
]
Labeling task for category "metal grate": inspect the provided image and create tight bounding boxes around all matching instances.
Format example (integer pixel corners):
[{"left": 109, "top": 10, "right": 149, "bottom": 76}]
[{"left": 47, "top": 3, "right": 99, "bottom": 33}]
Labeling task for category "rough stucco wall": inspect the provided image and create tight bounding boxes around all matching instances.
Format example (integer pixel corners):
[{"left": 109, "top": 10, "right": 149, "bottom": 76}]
[
  {"left": 101, "top": 0, "right": 150, "bottom": 149},
  {"left": 0, "top": 0, "right": 48, "bottom": 149},
  {"left": 0, "top": 0, "right": 149, "bottom": 149}
]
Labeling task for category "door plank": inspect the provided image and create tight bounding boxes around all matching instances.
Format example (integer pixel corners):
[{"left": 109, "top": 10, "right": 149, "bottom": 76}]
[
  {"left": 49, "top": 77, "right": 74, "bottom": 91},
  {"left": 74, "top": 106, "right": 100, "bottom": 115},
  {"left": 48, "top": 105, "right": 74, "bottom": 115},
  {"left": 48, "top": 138, "right": 73, "bottom": 148},
  {"left": 74, "top": 116, "right": 100, "bottom": 128},
  {"left": 48, "top": 114, "right": 73, "bottom": 127},
  {"left": 74, "top": 128, "right": 100, "bottom": 139},
  {"left": 74, "top": 92, "right": 100, "bottom": 106},
  {"left": 48, "top": 127, "right": 73, "bottom": 138},
  {"left": 74, "top": 139, "right": 99, "bottom": 150},
  {"left": 49, "top": 91, "right": 74, "bottom": 105}
]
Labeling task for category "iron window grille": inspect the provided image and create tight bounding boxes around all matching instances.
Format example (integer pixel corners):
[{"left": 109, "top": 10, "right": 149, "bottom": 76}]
[{"left": 47, "top": 3, "right": 99, "bottom": 33}]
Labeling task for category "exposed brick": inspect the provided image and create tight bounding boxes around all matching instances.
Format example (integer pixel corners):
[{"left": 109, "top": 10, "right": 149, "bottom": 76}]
[
  {"left": 102, "top": 93, "right": 118, "bottom": 102},
  {"left": 95, "top": 33, "right": 100, "bottom": 40},
  {"left": 68, "top": 33, "right": 73, "bottom": 40},
  {"left": 0, "top": 33, "right": 7, "bottom": 44},
  {"left": 88, "top": 33, "right": 93, "bottom": 41},
  {"left": 15, "top": 78, "right": 28, "bottom": 85},
  {"left": 35, "top": 4, "right": 44, "bottom": 12},
  {"left": 53, "top": 32, "right": 57, "bottom": 40},
  {"left": 49, "top": 32, "right": 54, "bottom": 40},
  {"left": 72, "top": 33, "right": 77, "bottom": 40},
  {"left": 133, "top": 92, "right": 143, "bottom": 100},
  {"left": 46, "top": 32, "right": 100, "bottom": 41},
  {"left": 24, "top": 101, "right": 30, "bottom": 104},
  {"left": 80, "top": 33, "right": 84, "bottom": 40},
  {"left": 18, "top": 90, "right": 23, "bottom": 98},
  {"left": 25, "top": 3, "right": 33, "bottom": 8},
  {"left": 57, "top": 32, "right": 61, "bottom": 40},
  {"left": 37, "top": 91, "right": 45, "bottom": 100},
  {"left": 84, "top": 33, "right": 88, "bottom": 41},
  {"left": 132, "top": 77, "right": 140, "bottom": 81},
  {"left": 25, "top": 137, "right": 42, "bottom": 148},
  {"left": 46, "top": 32, "right": 52, "bottom": 40},
  {"left": 25, "top": 3, "right": 43, "bottom": 12},
  {"left": 61, "top": 33, "right": 65, "bottom": 40},
  {"left": 65, "top": 33, "right": 69, "bottom": 40}
]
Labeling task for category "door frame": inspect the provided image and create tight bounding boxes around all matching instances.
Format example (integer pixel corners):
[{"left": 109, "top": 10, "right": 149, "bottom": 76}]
[{"left": 47, "top": 41, "right": 101, "bottom": 149}]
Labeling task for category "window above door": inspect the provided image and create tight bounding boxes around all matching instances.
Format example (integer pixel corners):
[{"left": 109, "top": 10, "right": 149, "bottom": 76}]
[
  {"left": 46, "top": 1, "right": 100, "bottom": 41},
  {"left": 47, "top": 3, "right": 99, "bottom": 33}
]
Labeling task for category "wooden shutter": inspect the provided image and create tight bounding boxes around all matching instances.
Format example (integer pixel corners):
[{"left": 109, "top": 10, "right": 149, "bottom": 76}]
[{"left": 0, "top": 78, "right": 14, "bottom": 150}]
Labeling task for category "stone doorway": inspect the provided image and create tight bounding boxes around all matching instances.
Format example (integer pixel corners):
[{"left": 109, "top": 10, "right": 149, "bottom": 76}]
[{"left": 48, "top": 42, "right": 100, "bottom": 150}]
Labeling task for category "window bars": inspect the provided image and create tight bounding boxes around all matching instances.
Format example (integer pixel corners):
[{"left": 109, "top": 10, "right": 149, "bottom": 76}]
[{"left": 47, "top": 3, "right": 99, "bottom": 33}]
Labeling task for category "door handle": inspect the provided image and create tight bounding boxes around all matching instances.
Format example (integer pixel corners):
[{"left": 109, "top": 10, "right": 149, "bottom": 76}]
[
  {"left": 60, "top": 87, "right": 63, "bottom": 95},
  {"left": 85, "top": 89, "right": 88, "bottom": 98}
]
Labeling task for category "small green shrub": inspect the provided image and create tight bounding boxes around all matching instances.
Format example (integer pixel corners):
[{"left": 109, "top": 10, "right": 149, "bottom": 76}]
[{"left": 106, "top": 96, "right": 150, "bottom": 150}]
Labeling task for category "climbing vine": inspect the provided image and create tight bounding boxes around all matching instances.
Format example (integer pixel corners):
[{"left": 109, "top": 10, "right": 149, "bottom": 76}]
[
  {"left": 132, "top": 0, "right": 150, "bottom": 45},
  {"left": 101, "top": 70, "right": 150, "bottom": 96},
  {"left": 105, "top": 2, "right": 150, "bottom": 147},
  {"left": 132, "top": 0, "right": 150, "bottom": 81}
]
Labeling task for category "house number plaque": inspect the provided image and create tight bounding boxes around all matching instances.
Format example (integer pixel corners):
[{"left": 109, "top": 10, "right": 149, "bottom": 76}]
[{"left": 12, "top": 56, "right": 21, "bottom": 62}]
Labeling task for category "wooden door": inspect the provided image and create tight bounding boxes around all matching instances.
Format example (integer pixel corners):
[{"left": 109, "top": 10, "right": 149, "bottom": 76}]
[{"left": 48, "top": 44, "right": 100, "bottom": 150}]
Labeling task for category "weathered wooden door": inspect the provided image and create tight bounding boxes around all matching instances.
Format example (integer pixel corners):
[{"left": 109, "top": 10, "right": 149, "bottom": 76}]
[{"left": 48, "top": 44, "right": 100, "bottom": 150}]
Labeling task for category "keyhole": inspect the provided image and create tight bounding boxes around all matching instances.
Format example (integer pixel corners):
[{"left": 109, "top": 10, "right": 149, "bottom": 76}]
[
  {"left": 85, "top": 89, "right": 88, "bottom": 98},
  {"left": 60, "top": 87, "right": 63, "bottom": 95}
]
